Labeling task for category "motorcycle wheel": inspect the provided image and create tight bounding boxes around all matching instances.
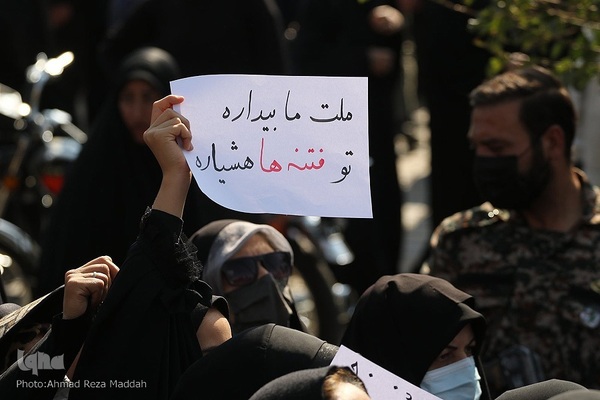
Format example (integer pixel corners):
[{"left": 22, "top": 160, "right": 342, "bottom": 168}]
[
  {"left": 0, "top": 219, "right": 40, "bottom": 305},
  {"left": 287, "top": 239, "right": 347, "bottom": 344}
]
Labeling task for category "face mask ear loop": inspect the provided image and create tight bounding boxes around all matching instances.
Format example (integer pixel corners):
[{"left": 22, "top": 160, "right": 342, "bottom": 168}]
[{"left": 521, "top": 128, "right": 547, "bottom": 159}]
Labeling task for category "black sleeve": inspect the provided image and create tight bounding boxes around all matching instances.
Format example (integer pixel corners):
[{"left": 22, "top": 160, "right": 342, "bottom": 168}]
[
  {"left": 136, "top": 207, "right": 204, "bottom": 290},
  {"left": 98, "top": 0, "right": 160, "bottom": 78},
  {"left": 171, "top": 324, "right": 339, "bottom": 400},
  {"left": 67, "top": 208, "right": 212, "bottom": 400}
]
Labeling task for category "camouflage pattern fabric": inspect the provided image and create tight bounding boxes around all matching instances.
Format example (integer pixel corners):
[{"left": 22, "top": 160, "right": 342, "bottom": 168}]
[{"left": 429, "top": 169, "right": 600, "bottom": 394}]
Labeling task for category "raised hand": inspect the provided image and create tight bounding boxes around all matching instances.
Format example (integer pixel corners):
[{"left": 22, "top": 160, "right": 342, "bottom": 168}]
[{"left": 144, "top": 95, "right": 194, "bottom": 217}]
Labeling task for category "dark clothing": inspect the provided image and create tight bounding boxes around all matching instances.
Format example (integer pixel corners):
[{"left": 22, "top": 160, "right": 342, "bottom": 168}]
[
  {"left": 0, "top": 0, "right": 48, "bottom": 94},
  {"left": 170, "top": 323, "right": 339, "bottom": 400},
  {"left": 0, "top": 313, "right": 90, "bottom": 399},
  {"left": 413, "top": 0, "right": 490, "bottom": 227},
  {"left": 37, "top": 121, "right": 163, "bottom": 294},
  {"left": 99, "top": 0, "right": 290, "bottom": 79},
  {"left": 36, "top": 47, "right": 176, "bottom": 295},
  {"left": 496, "top": 379, "right": 587, "bottom": 400},
  {"left": 189, "top": 219, "right": 308, "bottom": 336},
  {"left": 68, "top": 209, "right": 214, "bottom": 399},
  {"left": 292, "top": 0, "right": 370, "bottom": 77},
  {"left": 294, "top": 0, "right": 404, "bottom": 294},
  {"left": 0, "top": 1, "right": 102, "bottom": 128},
  {"left": 429, "top": 169, "right": 600, "bottom": 393},
  {"left": 35, "top": 47, "right": 240, "bottom": 297},
  {"left": 340, "top": 273, "right": 491, "bottom": 399},
  {"left": 0, "top": 285, "right": 65, "bottom": 364}
]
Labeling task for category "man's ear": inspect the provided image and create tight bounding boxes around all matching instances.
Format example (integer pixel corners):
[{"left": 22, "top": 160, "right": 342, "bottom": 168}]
[{"left": 542, "top": 124, "right": 566, "bottom": 160}]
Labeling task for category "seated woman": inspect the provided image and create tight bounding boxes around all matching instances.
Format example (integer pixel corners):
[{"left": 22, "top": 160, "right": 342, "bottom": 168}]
[
  {"left": 340, "top": 273, "right": 491, "bottom": 400},
  {"left": 170, "top": 323, "right": 339, "bottom": 400},
  {"left": 189, "top": 219, "right": 307, "bottom": 335},
  {"left": 169, "top": 273, "right": 490, "bottom": 400}
]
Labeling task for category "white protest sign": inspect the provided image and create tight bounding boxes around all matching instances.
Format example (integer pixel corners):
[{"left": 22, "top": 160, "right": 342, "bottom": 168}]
[
  {"left": 170, "top": 74, "right": 372, "bottom": 218},
  {"left": 331, "top": 346, "right": 441, "bottom": 400}
]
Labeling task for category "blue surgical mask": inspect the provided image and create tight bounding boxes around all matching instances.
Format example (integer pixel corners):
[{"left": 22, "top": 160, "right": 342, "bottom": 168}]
[{"left": 420, "top": 356, "right": 482, "bottom": 400}]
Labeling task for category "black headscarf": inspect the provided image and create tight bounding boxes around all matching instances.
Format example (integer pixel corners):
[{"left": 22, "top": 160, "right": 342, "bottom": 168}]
[
  {"left": 495, "top": 379, "right": 588, "bottom": 400},
  {"left": 67, "top": 210, "right": 215, "bottom": 400},
  {"left": 36, "top": 47, "right": 179, "bottom": 296},
  {"left": 340, "top": 273, "right": 490, "bottom": 397},
  {"left": 170, "top": 323, "right": 339, "bottom": 400},
  {"left": 548, "top": 390, "right": 600, "bottom": 400},
  {"left": 36, "top": 46, "right": 232, "bottom": 296},
  {"left": 111, "top": 46, "right": 179, "bottom": 98}
]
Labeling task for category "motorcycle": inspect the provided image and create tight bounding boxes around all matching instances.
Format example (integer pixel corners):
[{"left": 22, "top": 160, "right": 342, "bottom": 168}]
[
  {"left": 0, "top": 218, "right": 40, "bottom": 305},
  {"left": 0, "top": 51, "right": 87, "bottom": 304}
]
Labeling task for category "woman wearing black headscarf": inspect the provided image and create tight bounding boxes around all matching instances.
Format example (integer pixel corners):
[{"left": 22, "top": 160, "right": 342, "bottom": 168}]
[
  {"left": 171, "top": 273, "right": 490, "bottom": 400},
  {"left": 170, "top": 323, "right": 339, "bottom": 400},
  {"left": 36, "top": 46, "right": 234, "bottom": 296},
  {"left": 340, "top": 273, "right": 491, "bottom": 400}
]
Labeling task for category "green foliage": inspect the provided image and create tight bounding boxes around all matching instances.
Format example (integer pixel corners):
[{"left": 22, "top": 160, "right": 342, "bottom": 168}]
[{"left": 461, "top": 0, "right": 600, "bottom": 89}]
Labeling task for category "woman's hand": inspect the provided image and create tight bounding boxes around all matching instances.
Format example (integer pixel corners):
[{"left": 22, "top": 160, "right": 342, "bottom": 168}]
[
  {"left": 144, "top": 95, "right": 193, "bottom": 178},
  {"left": 63, "top": 256, "right": 120, "bottom": 320},
  {"left": 144, "top": 95, "right": 194, "bottom": 217}
]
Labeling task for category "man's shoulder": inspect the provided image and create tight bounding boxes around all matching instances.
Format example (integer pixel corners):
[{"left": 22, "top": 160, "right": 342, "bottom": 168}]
[
  {"left": 435, "top": 202, "right": 509, "bottom": 237},
  {"left": 574, "top": 168, "right": 600, "bottom": 221},
  {"left": 591, "top": 183, "right": 600, "bottom": 217}
]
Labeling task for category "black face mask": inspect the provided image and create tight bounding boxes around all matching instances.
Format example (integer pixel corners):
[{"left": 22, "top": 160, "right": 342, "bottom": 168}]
[
  {"left": 472, "top": 144, "right": 551, "bottom": 210},
  {"left": 224, "top": 274, "right": 293, "bottom": 335}
]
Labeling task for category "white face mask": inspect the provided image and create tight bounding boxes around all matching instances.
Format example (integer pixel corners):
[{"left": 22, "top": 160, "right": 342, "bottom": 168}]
[{"left": 420, "top": 356, "right": 482, "bottom": 400}]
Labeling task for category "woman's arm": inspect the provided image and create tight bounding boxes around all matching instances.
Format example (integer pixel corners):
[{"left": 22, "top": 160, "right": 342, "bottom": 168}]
[
  {"left": 143, "top": 94, "right": 193, "bottom": 218},
  {"left": 143, "top": 94, "right": 232, "bottom": 352}
]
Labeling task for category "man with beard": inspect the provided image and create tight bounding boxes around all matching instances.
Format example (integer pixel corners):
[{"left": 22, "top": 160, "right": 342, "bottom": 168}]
[{"left": 425, "top": 66, "right": 600, "bottom": 397}]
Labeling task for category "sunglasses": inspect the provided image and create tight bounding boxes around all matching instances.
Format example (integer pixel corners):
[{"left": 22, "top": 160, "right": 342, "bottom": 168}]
[{"left": 221, "top": 251, "right": 292, "bottom": 287}]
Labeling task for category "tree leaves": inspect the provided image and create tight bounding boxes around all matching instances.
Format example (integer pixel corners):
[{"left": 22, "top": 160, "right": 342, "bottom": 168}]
[{"left": 458, "top": 0, "right": 600, "bottom": 89}]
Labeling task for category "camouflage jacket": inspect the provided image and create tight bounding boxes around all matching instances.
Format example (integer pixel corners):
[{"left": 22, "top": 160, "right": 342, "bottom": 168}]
[{"left": 428, "top": 169, "right": 600, "bottom": 392}]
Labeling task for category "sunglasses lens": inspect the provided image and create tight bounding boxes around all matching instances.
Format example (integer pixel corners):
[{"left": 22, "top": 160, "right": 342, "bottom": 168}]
[
  {"left": 262, "top": 252, "right": 292, "bottom": 281},
  {"left": 222, "top": 252, "right": 292, "bottom": 287},
  {"left": 222, "top": 258, "right": 257, "bottom": 287}
]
